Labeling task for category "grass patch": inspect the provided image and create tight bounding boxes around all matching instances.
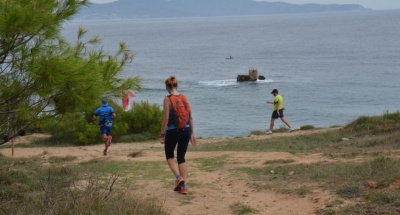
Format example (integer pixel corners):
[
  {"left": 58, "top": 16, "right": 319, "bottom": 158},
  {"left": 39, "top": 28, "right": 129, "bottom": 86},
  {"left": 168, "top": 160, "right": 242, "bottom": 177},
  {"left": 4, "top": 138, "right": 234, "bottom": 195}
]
[
  {"left": 280, "top": 185, "right": 312, "bottom": 196},
  {"left": 192, "top": 156, "right": 227, "bottom": 172},
  {"left": 193, "top": 129, "right": 347, "bottom": 153},
  {"left": 78, "top": 159, "right": 170, "bottom": 181},
  {"left": 230, "top": 202, "right": 258, "bottom": 215},
  {"left": 28, "top": 137, "right": 79, "bottom": 147},
  {"left": 194, "top": 114, "right": 400, "bottom": 154},
  {"left": 240, "top": 156, "right": 400, "bottom": 213},
  {"left": 300, "top": 125, "right": 315, "bottom": 130},
  {"left": 337, "top": 184, "right": 362, "bottom": 198},
  {"left": 264, "top": 159, "right": 295, "bottom": 165},
  {"left": 48, "top": 155, "right": 77, "bottom": 163},
  {"left": 128, "top": 151, "right": 143, "bottom": 158},
  {"left": 246, "top": 157, "right": 400, "bottom": 186},
  {"left": 323, "top": 152, "right": 360, "bottom": 159},
  {"left": 0, "top": 156, "right": 167, "bottom": 215},
  {"left": 118, "top": 132, "right": 158, "bottom": 142},
  {"left": 250, "top": 130, "right": 265, "bottom": 136}
]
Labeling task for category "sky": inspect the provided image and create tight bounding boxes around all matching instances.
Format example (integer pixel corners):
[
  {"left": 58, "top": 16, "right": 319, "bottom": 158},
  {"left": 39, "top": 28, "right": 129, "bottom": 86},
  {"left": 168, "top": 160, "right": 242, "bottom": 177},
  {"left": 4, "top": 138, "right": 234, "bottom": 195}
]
[{"left": 90, "top": 0, "right": 400, "bottom": 10}]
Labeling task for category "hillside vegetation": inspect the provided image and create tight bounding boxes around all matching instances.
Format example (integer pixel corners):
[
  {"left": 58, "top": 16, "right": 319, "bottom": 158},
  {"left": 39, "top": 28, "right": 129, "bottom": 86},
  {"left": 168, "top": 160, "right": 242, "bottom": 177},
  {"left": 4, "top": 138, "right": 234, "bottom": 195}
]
[{"left": 1, "top": 112, "right": 399, "bottom": 214}]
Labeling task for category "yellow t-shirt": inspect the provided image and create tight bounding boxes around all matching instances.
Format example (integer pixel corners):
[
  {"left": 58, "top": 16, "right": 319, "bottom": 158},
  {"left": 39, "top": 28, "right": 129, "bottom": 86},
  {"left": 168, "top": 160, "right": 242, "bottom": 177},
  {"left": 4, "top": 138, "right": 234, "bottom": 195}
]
[{"left": 273, "top": 94, "right": 283, "bottom": 111}]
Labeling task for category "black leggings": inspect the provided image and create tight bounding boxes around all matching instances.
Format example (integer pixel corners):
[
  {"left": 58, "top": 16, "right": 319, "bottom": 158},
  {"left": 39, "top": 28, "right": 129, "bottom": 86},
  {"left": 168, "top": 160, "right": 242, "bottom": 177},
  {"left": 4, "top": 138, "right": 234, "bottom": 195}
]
[{"left": 164, "top": 128, "right": 190, "bottom": 164}]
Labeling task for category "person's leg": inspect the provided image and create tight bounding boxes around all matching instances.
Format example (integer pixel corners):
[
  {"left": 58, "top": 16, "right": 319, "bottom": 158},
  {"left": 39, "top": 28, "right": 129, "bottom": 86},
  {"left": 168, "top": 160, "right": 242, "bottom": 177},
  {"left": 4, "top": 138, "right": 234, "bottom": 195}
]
[
  {"left": 176, "top": 129, "right": 190, "bottom": 194},
  {"left": 164, "top": 130, "right": 179, "bottom": 176},
  {"left": 269, "top": 118, "right": 275, "bottom": 131},
  {"left": 102, "top": 134, "right": 109, "bottom": 154},
  {"left": 100, "top": 126, "right": 109, "bottom": 155},
  {"left": 107, "top": 127, "right": 112, "bottom": 146},
  {"left": 280, "top": 117, "right": 292, "bottom": 128},
  {"left": 176, "top": 129, "right": 190, "bottom": 179},
  {"left": 269, "top": 110, "right": 279, "bottom": 132}
]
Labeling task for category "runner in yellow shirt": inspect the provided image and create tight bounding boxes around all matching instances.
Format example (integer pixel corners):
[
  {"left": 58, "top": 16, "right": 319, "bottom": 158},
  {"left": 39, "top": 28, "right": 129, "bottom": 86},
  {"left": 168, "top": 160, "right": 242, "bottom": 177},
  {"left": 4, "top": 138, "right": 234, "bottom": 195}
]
[{"left": 266, "top": 89, "right": 295, "bottom": 135}]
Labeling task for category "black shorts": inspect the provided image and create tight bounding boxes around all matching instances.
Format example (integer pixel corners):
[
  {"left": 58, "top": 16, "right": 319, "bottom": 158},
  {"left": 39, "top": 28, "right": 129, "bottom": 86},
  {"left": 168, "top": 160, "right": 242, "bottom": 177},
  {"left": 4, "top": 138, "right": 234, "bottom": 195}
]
[
  {"left": 164, "top": 128, "right": 191, "bottom": 164},
  {"left": 271, "top": 109, "right": 284, "bottom": 119}
]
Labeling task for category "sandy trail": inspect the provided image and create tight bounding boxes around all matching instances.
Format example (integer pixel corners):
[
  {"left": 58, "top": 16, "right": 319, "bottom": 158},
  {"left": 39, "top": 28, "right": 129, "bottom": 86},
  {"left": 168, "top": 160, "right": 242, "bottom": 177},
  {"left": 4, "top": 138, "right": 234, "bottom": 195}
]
[{"left": 1, "top": 129, "right": 342, "bottom": 215}]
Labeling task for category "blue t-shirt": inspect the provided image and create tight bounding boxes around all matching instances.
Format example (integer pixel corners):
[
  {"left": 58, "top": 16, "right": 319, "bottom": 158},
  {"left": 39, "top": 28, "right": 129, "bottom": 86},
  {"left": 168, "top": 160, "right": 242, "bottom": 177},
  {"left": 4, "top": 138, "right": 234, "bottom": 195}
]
[{"left": 95, "top": 105, "right": 114, "bottom": 127}]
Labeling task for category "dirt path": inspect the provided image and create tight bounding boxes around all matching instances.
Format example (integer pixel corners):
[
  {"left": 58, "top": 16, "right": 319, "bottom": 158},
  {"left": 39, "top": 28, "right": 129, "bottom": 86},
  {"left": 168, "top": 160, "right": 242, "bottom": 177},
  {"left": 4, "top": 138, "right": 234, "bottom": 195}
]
[{"left": 1, "top": 129, "right": 341, "bottom": 215}]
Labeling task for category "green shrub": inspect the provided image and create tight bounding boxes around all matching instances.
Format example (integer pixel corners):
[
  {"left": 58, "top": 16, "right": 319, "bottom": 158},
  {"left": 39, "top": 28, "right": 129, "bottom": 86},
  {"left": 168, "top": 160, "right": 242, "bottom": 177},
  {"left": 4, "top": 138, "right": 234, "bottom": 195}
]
[
  {"left": 41, "top": 112, "right": 102, "bottom": 145},
  {"left": 345, "top": 112, "right": 400, "bottom": 135},
  {"left": 118, "top": 132, "right": 158, "bottom": 142},
  {"left": 383, "top": 111, "right": 400, "bottom": 122},
  {"left": 119, "top": 101, "right": 163, "bottom": 134},
  {"left": 39, "top": 101, "right": 162, "bottom": 145},
  {"left": 300, "top": 125, "right": 315, "bottom": 130}
]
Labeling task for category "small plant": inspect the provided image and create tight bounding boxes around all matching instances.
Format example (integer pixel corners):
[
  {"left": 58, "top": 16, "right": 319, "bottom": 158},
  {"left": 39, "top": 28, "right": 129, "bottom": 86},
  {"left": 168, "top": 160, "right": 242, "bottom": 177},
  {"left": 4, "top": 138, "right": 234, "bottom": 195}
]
[
  {"left": 128, "top": 151, "right": 143, "bottom": 158},
  {"left": 230, "top": 202, "right": 258, "bottom": 215},
  {"left": 295, "top": 186, "right": 311, "bottom": 196},
  {"left": 337, "top": 184, "right": 362, "bottom": 198}
]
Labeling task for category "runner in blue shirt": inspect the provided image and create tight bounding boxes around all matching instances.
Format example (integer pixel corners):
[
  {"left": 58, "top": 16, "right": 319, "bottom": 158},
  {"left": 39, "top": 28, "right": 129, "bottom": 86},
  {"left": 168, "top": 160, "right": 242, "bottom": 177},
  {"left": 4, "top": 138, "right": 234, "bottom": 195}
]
[{"left": 93, "top": 99, "right": 116, "bottom": 156}]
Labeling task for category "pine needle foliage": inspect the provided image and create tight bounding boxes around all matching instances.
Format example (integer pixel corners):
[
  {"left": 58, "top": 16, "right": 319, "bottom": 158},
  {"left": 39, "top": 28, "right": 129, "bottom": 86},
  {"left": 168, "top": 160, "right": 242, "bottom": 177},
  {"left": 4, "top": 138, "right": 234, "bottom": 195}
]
[{"left": 0, "top": 0, "right": 142, "bottom": 144}]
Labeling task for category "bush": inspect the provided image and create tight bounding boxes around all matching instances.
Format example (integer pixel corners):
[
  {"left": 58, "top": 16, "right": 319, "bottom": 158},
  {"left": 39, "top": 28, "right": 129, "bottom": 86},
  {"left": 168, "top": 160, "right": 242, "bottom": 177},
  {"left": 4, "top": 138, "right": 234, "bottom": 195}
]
[
  {"left": 345, "top": 111, "right": 400, "bottom": 135},
  {"left": 300, "top": 125, "right": 315, "bottom": 130},
  {"left": 41, "top": 112, "right": 103, "bottom": 145},
  {"left": 119, "top": 101, "right": 163, "bottom": 134},
  {"left": 40, "top": 101, "right": 162, "bottom": 145}
]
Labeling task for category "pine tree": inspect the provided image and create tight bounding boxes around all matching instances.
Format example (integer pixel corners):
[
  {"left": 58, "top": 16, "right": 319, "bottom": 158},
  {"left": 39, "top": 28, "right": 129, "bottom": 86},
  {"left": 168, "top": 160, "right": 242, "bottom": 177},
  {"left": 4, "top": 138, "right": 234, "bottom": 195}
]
[{"left": 0, "top": 0, "right": 142, "bottom": 144}]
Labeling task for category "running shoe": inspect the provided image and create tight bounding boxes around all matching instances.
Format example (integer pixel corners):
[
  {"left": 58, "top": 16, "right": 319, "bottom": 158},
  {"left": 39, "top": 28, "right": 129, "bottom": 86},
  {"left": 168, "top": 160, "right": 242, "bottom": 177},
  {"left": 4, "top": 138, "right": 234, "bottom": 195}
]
[
  {"left": 266, "top": 130, "right": 273, "bottom": 135},
  {"left": 288, "top": 128, "right": 295, "bottom": 133},
  {"left": 103, "top": 150, "right": 107, "bottom": 156},
  {"left": 179, "top": 186, "right": 188, "bottom": 195},
  {"left": 174, "top": 177, "right": 185, "bottom": 191}
]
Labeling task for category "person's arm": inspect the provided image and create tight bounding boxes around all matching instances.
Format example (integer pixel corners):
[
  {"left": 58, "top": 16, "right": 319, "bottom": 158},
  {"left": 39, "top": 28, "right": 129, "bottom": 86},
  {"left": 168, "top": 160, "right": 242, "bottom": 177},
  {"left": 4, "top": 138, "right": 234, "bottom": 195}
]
[
  {"left": 189, "top": 113, "right": 196, "bottom": 147},
  {"left": 187, "top": 104, "right": 196, "bottom": 147},
  {"left": 112, "top": 112, "right": 116, "bottom": 120},
  {"left": 266, "top": 101, "right": 273, "bottom": 104},
  {"left": 275, "top": 102, "right": 280, "bottom": 116},
  {"left": 92, "top": 110, "right": 98, "bottom": 122},
  {"left": 160, "top": 97, "right": 170, "bottom": 144}
]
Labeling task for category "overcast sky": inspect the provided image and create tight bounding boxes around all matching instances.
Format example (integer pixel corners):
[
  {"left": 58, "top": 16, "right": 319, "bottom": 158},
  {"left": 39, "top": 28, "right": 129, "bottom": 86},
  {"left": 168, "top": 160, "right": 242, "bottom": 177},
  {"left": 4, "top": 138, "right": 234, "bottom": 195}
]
[{"left": 90, "top": 0, "right": 400, "bottom": 10}]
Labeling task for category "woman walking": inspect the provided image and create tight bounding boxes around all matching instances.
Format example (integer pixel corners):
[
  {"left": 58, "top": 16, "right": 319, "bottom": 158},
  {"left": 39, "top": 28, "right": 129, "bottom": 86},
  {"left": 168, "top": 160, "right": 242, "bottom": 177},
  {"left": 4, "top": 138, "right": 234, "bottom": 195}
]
[{"left": 160, "top": 76, "right": 196, "bottom": 195}]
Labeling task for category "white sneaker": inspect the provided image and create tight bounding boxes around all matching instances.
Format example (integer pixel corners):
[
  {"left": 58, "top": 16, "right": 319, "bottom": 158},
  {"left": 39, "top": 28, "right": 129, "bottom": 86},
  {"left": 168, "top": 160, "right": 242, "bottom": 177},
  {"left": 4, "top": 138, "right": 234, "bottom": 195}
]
[
  {"left": 266, "top": 130, "right": 273, "bottom": 135},
  {"left": 288, "top": 128, "right": 295, "bottom": 133}
]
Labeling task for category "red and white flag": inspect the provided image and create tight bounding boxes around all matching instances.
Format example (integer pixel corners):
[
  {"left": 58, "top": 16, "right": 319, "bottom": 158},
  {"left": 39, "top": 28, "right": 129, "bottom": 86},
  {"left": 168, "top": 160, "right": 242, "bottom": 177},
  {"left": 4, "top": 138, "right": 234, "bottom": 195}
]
[{"left": 122, "top": 90, "right": 136, "bottom": 111}]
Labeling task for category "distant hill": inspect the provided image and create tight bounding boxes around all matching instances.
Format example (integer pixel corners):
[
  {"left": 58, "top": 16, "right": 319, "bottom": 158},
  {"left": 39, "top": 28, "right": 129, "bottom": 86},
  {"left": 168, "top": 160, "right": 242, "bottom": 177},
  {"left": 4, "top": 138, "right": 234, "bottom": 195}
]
[{"left": 77, "top": 0, "right": 370, "bottom": 20}]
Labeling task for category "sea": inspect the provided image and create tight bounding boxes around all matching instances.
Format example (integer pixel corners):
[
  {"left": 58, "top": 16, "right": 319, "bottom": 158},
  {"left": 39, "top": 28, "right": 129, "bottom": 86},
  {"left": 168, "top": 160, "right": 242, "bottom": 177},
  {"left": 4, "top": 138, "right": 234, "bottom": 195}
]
[{"left": 63, "top": 10, "right": 400, "bottom": 138}]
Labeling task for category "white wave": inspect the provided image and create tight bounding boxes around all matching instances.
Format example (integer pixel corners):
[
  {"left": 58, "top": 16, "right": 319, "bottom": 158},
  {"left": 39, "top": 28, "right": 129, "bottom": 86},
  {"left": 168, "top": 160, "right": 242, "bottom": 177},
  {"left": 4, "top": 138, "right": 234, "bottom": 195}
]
[
  {"left": 198, "top": 79, "right": 237, "bottom": 87},
  {"left": 199, "top": 79, "right": 273, "bottom": 87},
  {"left": 256, "top": 79, "right": 274, "bottom": 84}
]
